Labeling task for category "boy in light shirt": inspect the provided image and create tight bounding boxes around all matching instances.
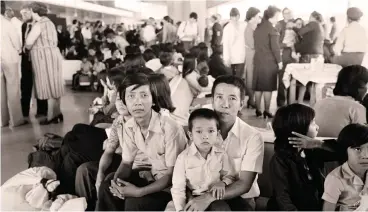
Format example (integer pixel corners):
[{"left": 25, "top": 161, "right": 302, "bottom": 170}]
[{"left": 167, "top": 108, "right": 235, "bottom": 211}]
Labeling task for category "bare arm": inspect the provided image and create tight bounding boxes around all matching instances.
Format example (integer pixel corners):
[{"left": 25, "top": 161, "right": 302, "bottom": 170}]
[
  {"left": 97, "top": 147, "right": 115, "bottom": 176},
  {"left": 140, "top": 168, "right": 173, "bottom": 196},
  {"left": 114, "top": 161, "right": 133, "bottom": 181},
  {"left": 223, "top": 171, "right": 257, "bottom": 199},
  {"left": 322, "top": 201, "right": 337, "bottom": 211}
]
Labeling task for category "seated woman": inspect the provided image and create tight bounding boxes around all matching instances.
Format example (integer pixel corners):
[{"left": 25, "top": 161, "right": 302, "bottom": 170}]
[
  {"left": 314, "top": 65, "right": 368, "bottom": 138},
  {"left": 323, "top": 124, "right": 368, "bottom": 211},
  {"left": 182, "top": 53, "right": 214, "bottom": 98},
  {"left": 268, "top": 103, "right": 339, "bottom": 211}
]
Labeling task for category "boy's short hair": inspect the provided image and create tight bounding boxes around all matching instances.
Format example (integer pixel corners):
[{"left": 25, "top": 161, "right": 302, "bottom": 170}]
[
  {"left": 159, "top": 52, "right": 173, "bottom": 67},
  {"left": 211, "top": 75, "right": 246, "bottom": 100},
  {"left": 188, "top": 108, "right": 220, "bottom": 131},
  {"left": 118, "top": 73, "right": 150, "bottom": 105},
  {"left": 337, "top": 123, "right": 368, "bottom": 163},
  {"left": 143, "top": 49, "right": 156, "bottom": 62},
  {"left": 198, "top": 75, "right": 209, "bottom": 87},
  {"left": 189, "top": 12, "right": 198, "bottom": 20},
  {"left": 230, "top": 8, "right": 240, "bottom": 17}
]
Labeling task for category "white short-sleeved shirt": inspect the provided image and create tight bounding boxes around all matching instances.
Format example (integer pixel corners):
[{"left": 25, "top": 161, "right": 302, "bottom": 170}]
[
  {"left": 122, "top": 110, "right": 188, "bottom": 180},
  {"left": 323, "top": 162, "right": 368, "bottom": 211},
  {"left": 216, "top": 117, "right": 264, "bottom": 198}
]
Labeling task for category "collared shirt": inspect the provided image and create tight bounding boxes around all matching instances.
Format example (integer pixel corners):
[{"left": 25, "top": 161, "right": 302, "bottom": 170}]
[
  {"left": 104, "top": 115, "right": 151, "bottom": 169},
  {"left": 142, "top": 25, "right": 156, "bottom": 42},
  {"left": 1, "top": 15, "right": 21, "bottom": 64},
  {"left": 177, "top": 21, "right": 198, "bottom": 42},
  {"left": 122, "top": 110, "right": 188, "bottom": 180},
  {"left": 171, "top": 143, "right": 235, "bottom": 211},
  {"left": 334, "top": 22, "right": 367, "bottom": 54},
  {"left": 216, "top": 117, "right": 264, "bottom": 198},
  {"left": 323, "top": 162, "right": 368, "bottom": 211},
  {"left": 314, "top": 95, "right": 366, "bottom": 138}
]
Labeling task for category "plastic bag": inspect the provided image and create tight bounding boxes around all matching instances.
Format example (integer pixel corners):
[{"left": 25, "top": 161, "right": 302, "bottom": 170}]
[{"left": 25, "top": 179, "right": 60, "bottom": 209}]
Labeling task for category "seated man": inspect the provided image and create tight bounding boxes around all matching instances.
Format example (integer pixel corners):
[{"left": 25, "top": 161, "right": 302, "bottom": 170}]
[
  {"left": 72, "top": 55, "right": 92, "bottom": 90},
  {"left": 97, "top": 73, "right": 188, "bottom": 211},
  {"left": 167, "top": 108, "right": 236, "bottom": 211},
  {"left": 182, "top": 75, "right": 264, "bottom": 211}
]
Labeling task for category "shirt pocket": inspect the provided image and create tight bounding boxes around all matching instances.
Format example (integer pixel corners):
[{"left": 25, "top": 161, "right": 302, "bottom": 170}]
[{"left": 186, "top": 166, "right": 204, "bottom": 186}]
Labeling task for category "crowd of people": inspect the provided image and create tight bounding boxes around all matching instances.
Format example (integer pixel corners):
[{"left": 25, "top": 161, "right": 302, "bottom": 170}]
[{"left": 2, "top": 0, "right": 368, "bottom": 211}]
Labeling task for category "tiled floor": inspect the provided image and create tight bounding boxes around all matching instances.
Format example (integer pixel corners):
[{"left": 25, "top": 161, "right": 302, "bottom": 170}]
[{"left": 1, "top": 87, "right": 277, "bottom": 184}]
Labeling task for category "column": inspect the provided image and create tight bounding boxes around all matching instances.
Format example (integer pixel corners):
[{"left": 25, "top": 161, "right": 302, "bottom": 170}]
[{"left": 167, "top": 0, "right": 207, "bottom": 42}]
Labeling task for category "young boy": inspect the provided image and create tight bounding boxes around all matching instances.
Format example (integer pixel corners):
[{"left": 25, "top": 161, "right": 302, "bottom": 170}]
[
  {"left": 186, "top": 75, "right": 264, "bottom": 211},
  {"left": 167, "top": 108, "right": 235, "bottom": 211},
  {"left": 72, "top": 56, "right": 92, "bottom": 90},
  {"left": 97, "top": 73, "right": 188, "bottom": 211}
]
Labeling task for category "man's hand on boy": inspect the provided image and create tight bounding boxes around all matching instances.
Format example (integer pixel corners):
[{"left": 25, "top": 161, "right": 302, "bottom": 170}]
[
  {"left": 289, "top": 131, "right": 323, "bottom": 149},
  {"left": 184, "top": 193, "right": 215, "bottom": 212},
  {"left": 210, "top": 181, "right": 226, "bottom": 200}
]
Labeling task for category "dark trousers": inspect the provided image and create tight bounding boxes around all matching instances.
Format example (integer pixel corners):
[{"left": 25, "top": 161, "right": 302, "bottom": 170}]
[
  {"left": 231, "top": 63, "right": 245, "bottom": 79},
  {"left": 21, "top": 55, "right": 47, "bottom": 117},
  {"left": 97, "top": 171, "right": 172, "bottom": 211},
  {"left": 182, "top": 41, "right": 194, "bottom": 53},
  {"left": 277, "top": 48, "right": 295, "bottom": 107},
  {"left": 75, "top": 154, "right": 121, "bottom": 211}
]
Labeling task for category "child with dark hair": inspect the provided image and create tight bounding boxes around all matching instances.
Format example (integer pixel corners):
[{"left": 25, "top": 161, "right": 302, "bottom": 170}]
[
  {"left": 105, "top": 48, "right": 123, "bottom": 70},
  {"left": 159, "top": 52, "right": 179, "bottom": 81},
  {"left": 196, "top": 49, "right": 210, "bottom": 87},
  {"left": 323, "top": 124, "right": 368, "bottom": 211},
  {"left": 150, "top": 44, "right": 161, "bottom": 58},
  {"left": 268, "top": 103, "right": 339, "bottom": 211},
  {"left": 144, "top": 49, "right": 161, "bottom": 72}
]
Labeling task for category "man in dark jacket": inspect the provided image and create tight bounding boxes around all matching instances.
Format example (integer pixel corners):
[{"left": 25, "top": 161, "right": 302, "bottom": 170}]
[
  {"left": 210, "top": 14, "right": 223, "bottom": 51},
  {"left": 20, "top": 6, "right": 47, "bottom": 119}
]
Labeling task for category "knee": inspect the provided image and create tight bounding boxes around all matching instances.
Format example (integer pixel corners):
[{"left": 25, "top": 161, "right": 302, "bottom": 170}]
[{"left": 208, "top": 200, "right": 231, "bottom": 211}]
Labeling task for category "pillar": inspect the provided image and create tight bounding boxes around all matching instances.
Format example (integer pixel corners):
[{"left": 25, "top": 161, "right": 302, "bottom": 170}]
[{"left": 167, "top": 0, "right": 207, "bottom": 42}]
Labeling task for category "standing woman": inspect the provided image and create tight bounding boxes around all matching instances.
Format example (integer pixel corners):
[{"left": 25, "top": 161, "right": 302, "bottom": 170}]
[
  {"left": 244, "top": 7, "right": 262, "bottom": 109},
  {"left": 253, "top": 6, "right": 282, "bottom": 118},
  {"left": 222, "top": 8, "right": 246, "bottom": 79},
  {"left": 25, "top": 2, "right": 64, "bottom": 125}
]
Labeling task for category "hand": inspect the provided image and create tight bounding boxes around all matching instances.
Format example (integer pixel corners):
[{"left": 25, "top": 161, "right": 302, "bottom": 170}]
[
  {"left": 210, "top": 181, "right": 225, "bottom": 200},
  {"left": 115, "top": 178, "right": 143, "bottom": 198},
  {"left": 289, "top": 132, "right": 323, "bottom": 149},
  {"left": 109, "top": 179, "right": 124, "bottom": 199},
  {"left": 184, "top": 193, "right": 214, "bottom": 212},
  {"left": 278, "top": 62, "right": 283, "bottom": 70},
  {"left": 89, "top": 106, "right": 99, "bottom": 114},
  {"left": 95, "top": 172, "right": 105, "bottom": 195},
  {"left": 139, "top": 170, "right": 155, "bottom": 183}
]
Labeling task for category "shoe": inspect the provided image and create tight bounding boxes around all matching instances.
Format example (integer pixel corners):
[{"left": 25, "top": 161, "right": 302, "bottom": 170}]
[
  {"left": 57, "top": 114, "right": 64, "bottom": 122},
  {"left": 11, "top": 120, "right": 29, "bottom": 128},
  {"left": 39, "top": 114, "right": 63, "bottom": 125},
  {"left": 255, "top": 110, "right": 263, "bottom": 117},
  {"left": 263, "top": 111, "right": 274, "bottom": 119},
  {"left": 35, "top": 113, "right": 47, "bottom": 118}
]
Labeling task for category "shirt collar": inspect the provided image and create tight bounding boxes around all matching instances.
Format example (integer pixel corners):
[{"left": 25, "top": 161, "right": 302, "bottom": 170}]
[
  {"left": 228, "top": 117, "right": 240, "bottom": 139},
  {"left": 341, "top": 162, "right": 365, "bottom": 185},
  {"left": 188, "top": 142, "right": 224, "bottom": 156},
  {"left": 126, "top": 109, "right": 163, "bottom": 133}
]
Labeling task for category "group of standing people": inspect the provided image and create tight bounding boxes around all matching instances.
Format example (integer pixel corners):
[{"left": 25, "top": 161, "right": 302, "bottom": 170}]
[{"left": 1, "top": 1, "right": 64, "bottom": 128}]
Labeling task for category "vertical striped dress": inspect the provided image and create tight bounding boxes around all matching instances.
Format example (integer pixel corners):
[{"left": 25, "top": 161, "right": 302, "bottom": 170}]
[{"left": 30, "top": 17, "right": 64, "bottom": 100}]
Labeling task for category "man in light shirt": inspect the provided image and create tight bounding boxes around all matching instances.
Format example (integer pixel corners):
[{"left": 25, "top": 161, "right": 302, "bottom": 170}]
[
  {"left": 1, "top": 1, "right": 27, "bottom": 128},
  {"left": 181, "top": 75, "right": 264, "bottom": 211},
  {"left": 81, "top": 21, "right": 92, "bottom": 46},
  {"left": 177, "top": 12, "right": 199, "bottom": 52},
  {"left": 5, "top": 7, "right": 22, "bottom": 45},
  {"left": 332, "top": 7, "right": 367, "bottom": 67},
  {"left": 142, "top": 17, "right": 157, "bottom": 48}
]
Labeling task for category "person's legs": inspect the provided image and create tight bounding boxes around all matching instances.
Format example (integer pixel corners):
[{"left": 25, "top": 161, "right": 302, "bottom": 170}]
[
  {"left": 277, "top": 48, "right": 293, "bottom": 107},
  {"left": 124, "top": 191, "right": 172, "bottom": 211},
  {"left": 255, "top": 91, "right": 263, "bottom": 113},
  {"left": 263, "top": 91, "right": 272, "bottom": 113},
  {"left": 235, "top": 63, "right": 245, "bottom": 80},
  {"left": 1, "top": 70, "right": 9, "bottom": 127},
  {"left": 75, "top": 161, "right": 99, "bottom": 211},
  {"left": 36, "top": 99, "right": 48, "bottom": 116},
  {"left": 3, "top": 62, "right": 25, "bottom": 127},
  {"left": 96, "top": 172, "right": 125, "bottom": 211},
  {"left": 206, "top": 200, "right": 231, "bottom": 211},
  {"left": 21, "top": 58, "right": 33, "bottom": 117},
  {"left": 226, "top": 197, "right": 256, "bottom": 211}
]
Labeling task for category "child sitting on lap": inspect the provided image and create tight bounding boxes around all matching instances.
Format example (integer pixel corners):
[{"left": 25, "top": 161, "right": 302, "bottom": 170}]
[{"left": 166, "top": 108, "right": 235, "bottom": 211}]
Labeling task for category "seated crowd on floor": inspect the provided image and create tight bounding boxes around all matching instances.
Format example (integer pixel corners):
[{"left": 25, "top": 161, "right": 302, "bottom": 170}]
[{"left": 3, "top": 0, "right": 368, "bottom": 211}]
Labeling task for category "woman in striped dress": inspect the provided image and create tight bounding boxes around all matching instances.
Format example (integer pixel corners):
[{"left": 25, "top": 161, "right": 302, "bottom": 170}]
[{"left": 25, "top": 2, "right": 64, "bottom": 125}]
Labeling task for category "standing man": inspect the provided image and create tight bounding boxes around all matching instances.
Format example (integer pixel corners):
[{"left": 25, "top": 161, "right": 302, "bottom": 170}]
[
  {"left": 211, "top": 14, "right": 223, "bottom": 51},
  {"left": 276, "top": 8, "right": 294, "bottom": 107},
  {"left": 81, "top": 21, "right": 92, "bottom": 46},
  {"left": 20, "top": 6, "right": 48, "bottom": 119},
  {"left": 142, "top": 17, "right": 157, "bottom": 48},
  {"left": 1, "top": 1, "right": 27, "bottom": 128},
  {"left": 177, "top": 12, "right": 199, "bottom": 52}
]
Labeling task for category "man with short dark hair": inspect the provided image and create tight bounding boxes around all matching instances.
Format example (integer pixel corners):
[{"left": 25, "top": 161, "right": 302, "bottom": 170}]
[
  {"left": 177, "top": 12, "right": 199, "bottom": 52},
  {"left": 211, "top": 14, "right": 223, "bottom": 50},
  {"left": 329, "top": 16, "right": 337, "bottom": 42}
]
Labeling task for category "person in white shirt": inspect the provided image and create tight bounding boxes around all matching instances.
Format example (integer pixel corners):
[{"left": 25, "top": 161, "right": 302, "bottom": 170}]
[
  {"left": 142, "top": 17, "right": 157, "bottom": 48},
  {"left": 81, "top": 21, "right": 92, "bottom": 46},
  {"left": 1, "top": 1, "right": 27, "bottom": 128},
  {"left": 5, "top": 7, "right": 22, "bottom": 45},
  {"left": 332, "top": 7, "right": 368, "bottom": 67},
  {"left": 222, "top": 8, "right": 246, "bottom": 79},
  {"left": 182, "top": 75, "right": 264, "bottom": 211},
  {"left": 177, "top": 12, "right": 199, "bottom": 52}
]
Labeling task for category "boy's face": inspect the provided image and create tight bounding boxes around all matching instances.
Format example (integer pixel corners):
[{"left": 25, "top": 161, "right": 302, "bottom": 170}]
[
  {"left": 348, "top": 142, "right": 368, "bottom": 170},
  {"left": 82, "top": 58, "right": 87, "bottom": 63},
  {"left": 88, "top": 49, "right": 96, "bottom": 56},
  {"left": 189, "top": 118, "right": 219, "bottom": 152},
  {"left": 125, "top": 84, "right": 153, "bottom": 119},
  {"left": 212, "top": 83, "right": 244, "bottom": 122}
]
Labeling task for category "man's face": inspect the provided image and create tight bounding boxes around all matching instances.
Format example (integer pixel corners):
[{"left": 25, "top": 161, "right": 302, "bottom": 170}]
[
  {"left": 57, "top": 25, "right": 62, "bottom": 31},
  {"left": 283, "top": 9, "right": 293, "bottom": 21},
  {"left": 21, "top": 9, "right": 32, "bottom": 22},
  {"left": 212, "top": 83, "right": 244, "bottom": 122},
  {"left": 125, "top": 84, "right": 153, "bottom": 119}
]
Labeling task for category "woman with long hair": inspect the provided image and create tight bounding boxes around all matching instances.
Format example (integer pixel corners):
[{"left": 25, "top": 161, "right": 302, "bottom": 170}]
[{"left": 25, "top": 2, "right": 64, "bottom": 125}]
